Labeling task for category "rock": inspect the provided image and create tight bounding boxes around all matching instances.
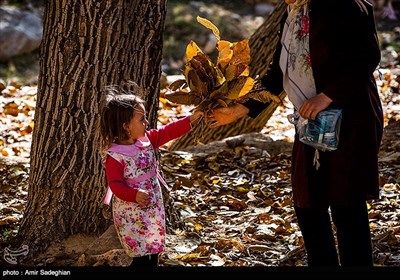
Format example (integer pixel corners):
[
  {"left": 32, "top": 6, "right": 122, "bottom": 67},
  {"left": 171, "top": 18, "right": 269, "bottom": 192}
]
[
  {"left": 0, "top": 6, "right": 43, "bottom": 62},
  {"left": 203, "top": 33, "right": 218, "bottom": 54},
  {"left": 254, "top": 3, "right": 275, "bottom": 16}
]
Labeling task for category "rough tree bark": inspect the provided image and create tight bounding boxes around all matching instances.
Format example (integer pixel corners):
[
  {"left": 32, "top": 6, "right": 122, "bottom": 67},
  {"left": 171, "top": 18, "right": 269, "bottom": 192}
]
[
  {"left": 17, "top": 0, "right": 167, "bottom": 260},
  {"left": 169, "top": 1, "right": 287, "bottom": 151}
]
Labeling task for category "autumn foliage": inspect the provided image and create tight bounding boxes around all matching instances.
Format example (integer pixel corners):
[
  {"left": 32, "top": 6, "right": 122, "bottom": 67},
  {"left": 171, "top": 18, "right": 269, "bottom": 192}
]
[{"left": 164, "top": 16, "right": 280, "bottom": 117}]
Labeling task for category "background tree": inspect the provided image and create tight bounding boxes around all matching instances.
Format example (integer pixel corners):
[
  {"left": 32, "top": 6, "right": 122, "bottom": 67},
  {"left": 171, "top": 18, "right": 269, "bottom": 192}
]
[
  {"left": 169, "top": 1, "right": 286, "bottom": 150},
  {"left": 16, "top": 0, "right": 167, "bottom": 259}
]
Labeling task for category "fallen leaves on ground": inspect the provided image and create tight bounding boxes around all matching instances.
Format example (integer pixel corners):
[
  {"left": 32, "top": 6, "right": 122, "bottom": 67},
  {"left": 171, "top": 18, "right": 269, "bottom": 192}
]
[{"left": 158, "top": 124, "right": 400, "bottom": 266}]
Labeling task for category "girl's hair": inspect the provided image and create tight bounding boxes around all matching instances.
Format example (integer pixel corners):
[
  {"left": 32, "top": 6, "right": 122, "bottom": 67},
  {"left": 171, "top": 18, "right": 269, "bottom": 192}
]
[{"left": 99, "top": 84, "right": 145, "bottom": 153}]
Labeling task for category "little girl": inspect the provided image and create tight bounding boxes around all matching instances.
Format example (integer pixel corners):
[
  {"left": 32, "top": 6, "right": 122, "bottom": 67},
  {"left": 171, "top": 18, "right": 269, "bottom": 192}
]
[{"left": 99, "top": 85, "right": 203, "bottom": 267}]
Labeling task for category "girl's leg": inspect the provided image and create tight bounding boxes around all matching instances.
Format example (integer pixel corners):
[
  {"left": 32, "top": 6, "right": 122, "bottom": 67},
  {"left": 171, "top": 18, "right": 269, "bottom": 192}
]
[
  {"left": 330, "top": 202, "right": 373, "bottom": 266},
  {"left": 130, "top": 253, "right": 159, "bottom": 267},
  {"left": 294, "top": 206, "right": 339, "bottom": 266}
]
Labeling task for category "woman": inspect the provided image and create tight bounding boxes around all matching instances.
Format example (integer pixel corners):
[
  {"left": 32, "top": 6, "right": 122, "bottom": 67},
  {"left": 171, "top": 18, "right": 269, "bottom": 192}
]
[{"left": 208, "top": 0, "right": 383, "bottom": 266}]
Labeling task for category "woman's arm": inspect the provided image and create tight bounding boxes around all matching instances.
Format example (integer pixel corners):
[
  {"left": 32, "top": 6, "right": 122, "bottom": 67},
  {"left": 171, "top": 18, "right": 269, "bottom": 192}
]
[{"left": 241, "top": 10, "right": 288, "bottom": 119}]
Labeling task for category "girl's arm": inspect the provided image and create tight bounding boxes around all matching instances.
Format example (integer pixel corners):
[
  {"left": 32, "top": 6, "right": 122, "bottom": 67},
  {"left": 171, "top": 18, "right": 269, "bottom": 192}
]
[
  {"left": 105, "top": 156, "right": 138, "bottom": 202},
  {"left": 146, "top": 116, "right": 192, "bottom": 149}
]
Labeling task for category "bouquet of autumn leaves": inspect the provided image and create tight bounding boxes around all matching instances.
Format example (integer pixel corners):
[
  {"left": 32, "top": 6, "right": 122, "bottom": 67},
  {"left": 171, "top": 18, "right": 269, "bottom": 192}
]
[{"left": 164, "top": 16, "right": 280, "bottom": 135}]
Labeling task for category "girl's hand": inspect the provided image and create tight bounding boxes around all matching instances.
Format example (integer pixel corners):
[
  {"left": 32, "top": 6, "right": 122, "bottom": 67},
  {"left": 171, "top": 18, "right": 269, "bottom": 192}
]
[
  {"left": 207, "top": 103, "right": 249, "bottom": 128},
  {"left": 299, "top": 93, "right": 332, "bottom": 120},
  {"left": 135, "top": 190, "right": 150, "bottom": 207},
  {"left": 189, "top": 111, "right": 204, "bottom": 127}
]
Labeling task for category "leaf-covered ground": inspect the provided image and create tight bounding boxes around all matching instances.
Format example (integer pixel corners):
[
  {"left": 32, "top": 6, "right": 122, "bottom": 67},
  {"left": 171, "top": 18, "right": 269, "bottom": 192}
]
[
  {"left": 157, "top": 87, "right": 400, "bottom": 267},
  {"left": 3, "top": 66, "right": 399, "bottom": 266}
]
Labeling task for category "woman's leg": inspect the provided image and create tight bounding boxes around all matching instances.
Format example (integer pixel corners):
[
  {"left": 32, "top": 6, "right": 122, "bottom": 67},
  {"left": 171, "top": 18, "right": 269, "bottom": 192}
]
[
  {"left": 130, "top": 253, "right": 159, "bottom": 267},
  {"left": 330, "top": 202, "right": 373, "bottom": 266},
  {"left": 294, "top": 206, "right": 339, "bottom": 266}
]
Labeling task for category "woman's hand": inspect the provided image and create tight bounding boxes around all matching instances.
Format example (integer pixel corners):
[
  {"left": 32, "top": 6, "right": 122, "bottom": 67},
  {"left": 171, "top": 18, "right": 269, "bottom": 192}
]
[
  {"left": 299, "top": 93, "right": 332, "bottom": 120},
  {"left": 135, "top": 190, "right": 150, "bottom": 207},
  {"left": 206, "top": 103, "right": 249, "bottom": 128}
]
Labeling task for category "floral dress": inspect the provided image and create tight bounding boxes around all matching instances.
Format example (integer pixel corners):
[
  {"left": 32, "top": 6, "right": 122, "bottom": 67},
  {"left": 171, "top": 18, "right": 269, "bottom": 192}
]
[
  {"left": 107, "top": 139, "right": 165, "bottom": 257},
  {"left": 104, "top": 116, "right": 192, "bottom": 258}
]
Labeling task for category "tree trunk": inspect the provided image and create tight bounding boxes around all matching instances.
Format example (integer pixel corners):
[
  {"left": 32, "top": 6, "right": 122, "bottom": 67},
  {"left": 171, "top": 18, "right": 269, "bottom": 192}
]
[
  {"left": 169, "top": 2, "right": 287, "bottom": 151},
  {"left": 17, "top": 0, "right": 167, "bottom": 260}
]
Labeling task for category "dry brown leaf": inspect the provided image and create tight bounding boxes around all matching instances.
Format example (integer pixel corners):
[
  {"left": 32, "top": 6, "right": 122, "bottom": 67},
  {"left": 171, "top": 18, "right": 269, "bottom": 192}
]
[
  {"left": 4, "top": 102, "right": 19, "bottom": 116},
  {"left": 226, "top": 76, "right": 255, "bottom": 100},
  {"left": 197, "top": 16, "right": 220, "bottom": 41},
  {"left": 164, "top": 91, "right": 202, "bottom": 105},
  {"left": 168, "top": 79, "right": 187, "bottom": 91},
  {"left": 186, "top": 40, "right": 203, "bottom": 61}
]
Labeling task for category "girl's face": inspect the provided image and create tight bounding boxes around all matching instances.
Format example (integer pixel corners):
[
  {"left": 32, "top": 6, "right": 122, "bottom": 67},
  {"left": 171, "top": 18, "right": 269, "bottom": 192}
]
[
  {"left": 123, "top": 104, "right": 149, "bottom": 142},
  {"left": 284, "top": 0, "right": 296, "bottom": 4}
]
